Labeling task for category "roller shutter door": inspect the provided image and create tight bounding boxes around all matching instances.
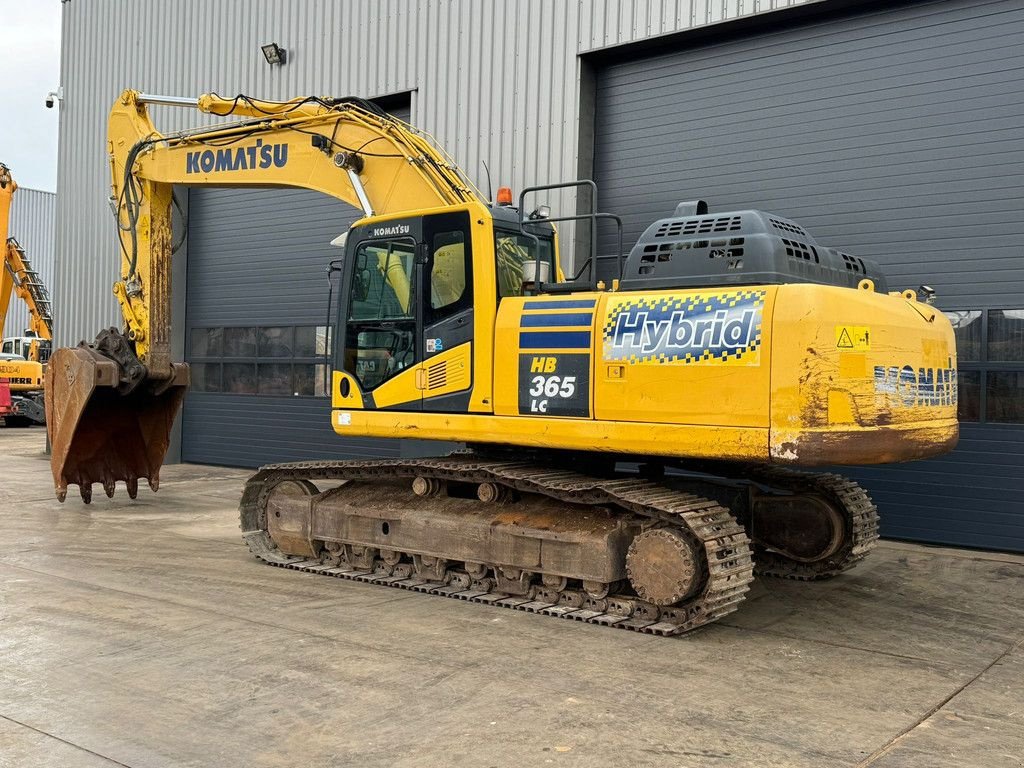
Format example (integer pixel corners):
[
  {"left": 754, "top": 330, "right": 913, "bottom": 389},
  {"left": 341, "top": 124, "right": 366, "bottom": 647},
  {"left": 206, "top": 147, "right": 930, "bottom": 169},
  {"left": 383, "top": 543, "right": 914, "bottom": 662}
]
[
  {"left": 182, "top": 107, "right": 416, "bottom": 467},
  {"left": 593, "top": 0, "right": 1024, "bottom": 551}
]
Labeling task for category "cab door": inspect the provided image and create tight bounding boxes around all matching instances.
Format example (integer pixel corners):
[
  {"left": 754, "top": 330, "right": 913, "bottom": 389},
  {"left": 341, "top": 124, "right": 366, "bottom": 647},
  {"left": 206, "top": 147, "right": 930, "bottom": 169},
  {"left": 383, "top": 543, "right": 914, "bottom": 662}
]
[
  {"left": 342, "top": 233, "right": 423, "bottom": 410},
  {"left": 418, "top": 211, "right": 474, "bottom": 412}
]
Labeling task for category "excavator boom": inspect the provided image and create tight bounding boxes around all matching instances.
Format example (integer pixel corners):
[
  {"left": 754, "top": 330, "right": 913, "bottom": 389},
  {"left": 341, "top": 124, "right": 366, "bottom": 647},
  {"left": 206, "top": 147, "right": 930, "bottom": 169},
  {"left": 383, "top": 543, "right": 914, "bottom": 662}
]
[{"left": 0, "top": 163, "right": 15, "bottom": 341}]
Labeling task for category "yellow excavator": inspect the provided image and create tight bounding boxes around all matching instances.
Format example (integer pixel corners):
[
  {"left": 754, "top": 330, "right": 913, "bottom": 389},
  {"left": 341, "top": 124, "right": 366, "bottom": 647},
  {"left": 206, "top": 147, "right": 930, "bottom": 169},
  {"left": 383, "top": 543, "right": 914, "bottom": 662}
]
[
  {"left": 0, "top": 163, "right": 51, "bottom": 426},
  {"left": 45, "top": 90, "right": 958, "bottom": 635}
]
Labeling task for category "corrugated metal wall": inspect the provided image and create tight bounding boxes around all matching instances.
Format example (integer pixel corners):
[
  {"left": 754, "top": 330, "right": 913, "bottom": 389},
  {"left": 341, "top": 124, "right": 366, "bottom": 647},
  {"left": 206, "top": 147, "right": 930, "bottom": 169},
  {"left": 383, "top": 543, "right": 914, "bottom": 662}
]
[
  {"left": 3, "top": 187, "right": 55, "bottom": 339},
  {"left": 54, "top": 0, "right": 814, "bottom": 348}
]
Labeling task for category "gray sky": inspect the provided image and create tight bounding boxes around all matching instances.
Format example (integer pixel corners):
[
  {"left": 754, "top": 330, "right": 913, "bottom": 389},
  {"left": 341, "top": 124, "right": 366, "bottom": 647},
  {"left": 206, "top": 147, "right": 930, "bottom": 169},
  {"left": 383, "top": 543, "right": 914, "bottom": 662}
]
[{"left": 0, "top": 1, "right": 61, "bottom": 192}]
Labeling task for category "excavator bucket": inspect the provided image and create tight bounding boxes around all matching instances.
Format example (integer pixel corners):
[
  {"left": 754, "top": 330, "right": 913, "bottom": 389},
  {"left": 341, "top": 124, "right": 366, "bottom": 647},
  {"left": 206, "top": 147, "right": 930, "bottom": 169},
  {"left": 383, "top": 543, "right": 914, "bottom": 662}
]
[{"left": 45, "top": 345, "right": 188, "bottom": 503}]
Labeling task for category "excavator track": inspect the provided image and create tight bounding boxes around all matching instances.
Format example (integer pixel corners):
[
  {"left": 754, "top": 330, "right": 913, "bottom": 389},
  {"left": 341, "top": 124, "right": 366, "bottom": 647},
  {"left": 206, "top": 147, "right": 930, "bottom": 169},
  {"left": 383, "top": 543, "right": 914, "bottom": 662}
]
[
  {"left": 744, "top": 466, "right": 879, "bottom": 580},
  {"left": 240, "top": 456, "right": 755, "bottom": 636}
]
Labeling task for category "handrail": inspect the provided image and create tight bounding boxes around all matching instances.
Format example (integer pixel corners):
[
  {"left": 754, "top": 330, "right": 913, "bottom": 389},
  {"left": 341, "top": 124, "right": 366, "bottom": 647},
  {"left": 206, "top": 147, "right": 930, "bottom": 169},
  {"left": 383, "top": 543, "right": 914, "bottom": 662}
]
[{"left": 517, "top": 180, "right": 613, "bottom": 294}]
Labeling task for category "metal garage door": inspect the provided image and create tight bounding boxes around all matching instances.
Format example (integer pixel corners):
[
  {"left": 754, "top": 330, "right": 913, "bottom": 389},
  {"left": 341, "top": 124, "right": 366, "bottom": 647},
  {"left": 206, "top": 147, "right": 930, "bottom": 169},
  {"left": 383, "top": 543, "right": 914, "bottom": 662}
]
[
  {"left": 182, "top": 105, "right": 422, "bottom": 467},
  {"left": 593, "top": 0, "right": 1024, "bottom": 551}
]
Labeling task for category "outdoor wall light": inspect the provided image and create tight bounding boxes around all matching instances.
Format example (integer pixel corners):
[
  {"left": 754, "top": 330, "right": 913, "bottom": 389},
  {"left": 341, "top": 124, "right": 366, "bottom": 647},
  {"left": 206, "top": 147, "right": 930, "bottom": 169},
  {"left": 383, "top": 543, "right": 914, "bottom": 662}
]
[{"left": 261, "top": 43, "right": 287, "bottom": 66}]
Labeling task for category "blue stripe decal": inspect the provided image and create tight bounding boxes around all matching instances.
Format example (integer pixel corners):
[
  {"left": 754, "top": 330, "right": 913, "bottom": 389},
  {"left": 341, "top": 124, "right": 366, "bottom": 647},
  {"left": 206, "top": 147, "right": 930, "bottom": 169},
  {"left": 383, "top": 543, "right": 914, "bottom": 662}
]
[
  {"left": 519, "top": 331, "right": 592, "bottom": 349},
  {"left": 520, "top": 312, "right": 593, "bottom": 328},
  {"left": 523, "top": 299, "right": 597, "bottom": 310}
]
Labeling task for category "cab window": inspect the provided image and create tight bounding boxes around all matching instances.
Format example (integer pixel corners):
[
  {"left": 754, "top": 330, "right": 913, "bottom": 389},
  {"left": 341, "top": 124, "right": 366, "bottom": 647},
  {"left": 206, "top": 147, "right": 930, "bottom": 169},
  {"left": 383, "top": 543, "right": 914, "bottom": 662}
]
[
  {"left": 348, "top": 241, "right": 415, "bottom": 321},
  {"left": 422, "top": 211, "right": 473, "bottom": 326},
  {"left": 495, "top": 231, "right": 555, "bottom": 298},
  {"left": 345, "top": 239, "right": 416, "bottom": 390},
  {"left": 430, "top": 231, "right": 468, "bottom": 312}
]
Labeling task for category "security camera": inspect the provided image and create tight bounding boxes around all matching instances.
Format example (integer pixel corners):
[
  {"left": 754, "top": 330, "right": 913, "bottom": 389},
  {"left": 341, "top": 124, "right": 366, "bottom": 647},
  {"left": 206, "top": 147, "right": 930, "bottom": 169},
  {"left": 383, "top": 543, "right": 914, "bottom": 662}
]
[{"left": 45, "top": 88, "right": 63, "bottom": 109}]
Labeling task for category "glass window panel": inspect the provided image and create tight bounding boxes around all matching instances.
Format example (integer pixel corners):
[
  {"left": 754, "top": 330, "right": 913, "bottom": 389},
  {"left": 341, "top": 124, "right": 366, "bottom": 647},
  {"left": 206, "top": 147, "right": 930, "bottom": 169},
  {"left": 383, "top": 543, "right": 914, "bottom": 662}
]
[
  {"left": 987, "top": 309, "right": 1024, "bottom": 362},
  {"left": 348, "top": 328, "right": 415, "bottom": 389},
  {"left": 223, "top": 362, "right": 256, "bottom": 394},
  {"left": 495, "top": 231, "right": 555, "bottom": 298},
  {"left": 944, "top": 311, "right": 981, "bottom": 362},
  {"left": 431, "top": 231, "right": 467, "bottom": 310},
  {"left": 986, "top": 371, "right": 1024, "bottom": 423},
  {"left": 258, "top": 363, "right": 293, "bottom": 395},
  {"left": 224, "top": 327, "right": 257, "bottom": 357},
  {"left": 293, "top": 363, "right": 317, "bottom": 396},
  {"left": 190, "top": 363, "right": 222, "bottom": 392},
  {"left": 315, "top": 326, "right": 331, "bottom": 356},
  {"left": 956, "top": 370, "right": 980, "bottom": 423},
  {"left": 294, "top": 326, "right": 318, "bottom": 357},
  {"left": 349, "top": 242, "right": 416, "bottom": 320},
  {"left": 190, "top": 328, "right": 222, "bottom": 358},
  {"left": 314, "top": 364, "right": 329, "bottom": 396},
  {"left": 258, "top": 326, "right": 294, "bottom": 357}
]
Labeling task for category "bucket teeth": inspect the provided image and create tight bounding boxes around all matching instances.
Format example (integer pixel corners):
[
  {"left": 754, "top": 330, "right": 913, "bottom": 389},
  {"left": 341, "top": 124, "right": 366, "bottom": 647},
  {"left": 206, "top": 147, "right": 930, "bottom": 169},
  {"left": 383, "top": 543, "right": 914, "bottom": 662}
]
[
  {"left": 80, "top": 484, "right": 92, "bottom": 504},
  {"left": 103, "top": 478, "right": 116, "bottom": 498},
  {"left": 126, "top": 477, "right": 139, "bottom": 500},
  {"left": 56, "top": 486, "right": 67, "bottom": 503},
  {"left": 147, "top": 474, "right": 160, "bottom": 492}
]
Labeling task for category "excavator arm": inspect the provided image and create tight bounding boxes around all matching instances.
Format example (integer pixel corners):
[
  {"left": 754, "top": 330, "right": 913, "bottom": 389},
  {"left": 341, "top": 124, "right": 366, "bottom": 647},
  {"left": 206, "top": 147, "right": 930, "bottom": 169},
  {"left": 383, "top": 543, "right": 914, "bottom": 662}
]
[
  {"left": 47, "top": 89, "right": 482, "bottom": 501},
  {"left": 1, "top": 162, "right": 53, "bottom": 346},
  {"left": 2, "top": 239, "right": 53, "bottom": 343},
  {"left": 0, "top": 163, "right": 15, "bottom": 341}
]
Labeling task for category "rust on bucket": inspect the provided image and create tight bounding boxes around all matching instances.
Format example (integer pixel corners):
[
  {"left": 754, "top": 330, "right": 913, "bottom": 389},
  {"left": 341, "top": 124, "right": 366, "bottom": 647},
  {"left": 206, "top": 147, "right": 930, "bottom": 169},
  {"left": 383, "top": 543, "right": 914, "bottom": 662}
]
[{"left": 45, "top": 345, "right": 188, "bottom": 503}]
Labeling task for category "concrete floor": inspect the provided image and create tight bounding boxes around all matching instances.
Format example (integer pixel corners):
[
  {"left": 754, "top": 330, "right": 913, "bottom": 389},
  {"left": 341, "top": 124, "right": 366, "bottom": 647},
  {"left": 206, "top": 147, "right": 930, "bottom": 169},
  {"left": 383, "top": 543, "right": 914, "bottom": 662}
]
[{"left": 0, "top": 428, "right": 1021, "bottom": 768}]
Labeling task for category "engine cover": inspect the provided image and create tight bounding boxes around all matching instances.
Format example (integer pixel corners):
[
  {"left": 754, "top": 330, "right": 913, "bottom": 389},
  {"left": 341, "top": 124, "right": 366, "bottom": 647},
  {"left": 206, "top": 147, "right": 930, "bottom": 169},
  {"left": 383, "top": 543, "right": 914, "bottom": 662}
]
[{"left": 619, "top": 204, "right": 888, "bottom": 293}]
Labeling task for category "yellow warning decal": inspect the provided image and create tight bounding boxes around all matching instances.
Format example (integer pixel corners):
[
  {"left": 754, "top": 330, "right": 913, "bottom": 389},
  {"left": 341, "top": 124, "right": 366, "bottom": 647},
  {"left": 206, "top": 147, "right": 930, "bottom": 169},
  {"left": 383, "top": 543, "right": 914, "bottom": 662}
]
[{"left": 836, "top": 325, "right": 871, "bottom": 351}]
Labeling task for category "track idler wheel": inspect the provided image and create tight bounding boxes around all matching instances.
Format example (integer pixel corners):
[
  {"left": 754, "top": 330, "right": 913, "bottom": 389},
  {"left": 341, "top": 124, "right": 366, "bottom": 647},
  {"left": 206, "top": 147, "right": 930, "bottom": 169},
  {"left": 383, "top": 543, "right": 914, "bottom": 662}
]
[
  {"left": 750, "top": 495, "right": 845, "bottom": 563},
  {"left": 625, "top": 528, "right": 703, "bottom": 606}
]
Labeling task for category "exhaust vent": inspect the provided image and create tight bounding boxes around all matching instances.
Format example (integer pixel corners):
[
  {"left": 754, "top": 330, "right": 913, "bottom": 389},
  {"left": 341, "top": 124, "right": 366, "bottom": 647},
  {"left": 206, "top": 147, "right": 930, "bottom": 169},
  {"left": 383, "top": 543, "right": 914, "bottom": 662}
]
[
  {"left": 654, "top": 216, "right": 742, "bottom": 238},
  {"left": 769, "top": 217, "right": 807, "bottom": 236},
  {"left": 426, "top": 360, "right": 448, "bottom": 390}
]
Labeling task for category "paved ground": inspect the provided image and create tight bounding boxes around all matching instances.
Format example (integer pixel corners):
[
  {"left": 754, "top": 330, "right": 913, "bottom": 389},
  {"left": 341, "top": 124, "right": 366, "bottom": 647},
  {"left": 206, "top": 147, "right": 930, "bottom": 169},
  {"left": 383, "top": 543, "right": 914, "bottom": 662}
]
[{"left": 0, "top": 428, "right": 1021, "bottom": 768}]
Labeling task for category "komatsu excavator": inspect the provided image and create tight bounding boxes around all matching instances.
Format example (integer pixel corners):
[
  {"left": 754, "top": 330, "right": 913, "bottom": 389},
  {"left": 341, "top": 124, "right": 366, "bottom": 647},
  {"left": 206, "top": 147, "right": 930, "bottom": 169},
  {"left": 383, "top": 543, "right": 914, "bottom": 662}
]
[
  {"left": 45, "top": 90, "right": 958, "bottom": 635},
  {"left": 1, "top": 163, "right": 51, "bottom": 426}
]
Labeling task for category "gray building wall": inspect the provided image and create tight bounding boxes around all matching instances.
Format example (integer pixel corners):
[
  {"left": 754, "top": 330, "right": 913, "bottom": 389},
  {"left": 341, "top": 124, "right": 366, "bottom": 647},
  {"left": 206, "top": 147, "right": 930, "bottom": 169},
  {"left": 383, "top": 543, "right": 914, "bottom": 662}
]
[
  {"left": 53, "top": 0, "right": 814, "bottom": 348},
  {"left": 3, "top": 187, "right": 55, "bottom": 339},
  {"left": 589, "top": 0, "right": 1024, "bottom": 553}
]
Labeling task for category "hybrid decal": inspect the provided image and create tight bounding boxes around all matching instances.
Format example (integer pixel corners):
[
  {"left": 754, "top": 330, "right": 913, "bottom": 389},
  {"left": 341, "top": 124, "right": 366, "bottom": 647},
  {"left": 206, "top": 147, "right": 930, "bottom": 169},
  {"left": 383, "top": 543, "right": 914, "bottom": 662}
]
[
  {"left": 518, "top": 354, "right": 590, "bottom": 417},
  {"left": 185, "top": 139, "right": 288, "bottom": 174},
  {"left": 603, "top": 289, "right": 766, "bottom": 365},
  {"left": 874, "top": 365, "right": 958, "bottom": 408}
]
